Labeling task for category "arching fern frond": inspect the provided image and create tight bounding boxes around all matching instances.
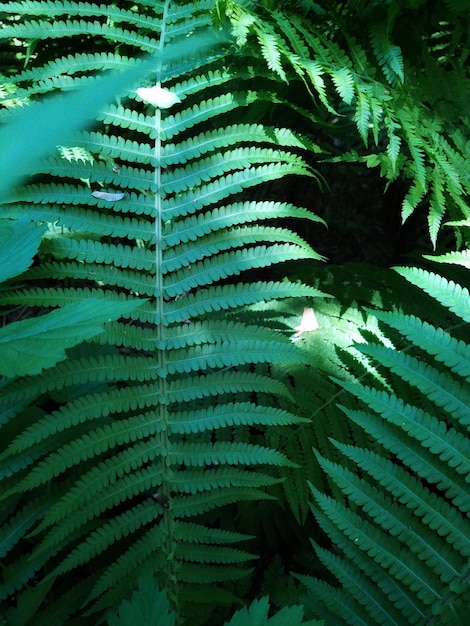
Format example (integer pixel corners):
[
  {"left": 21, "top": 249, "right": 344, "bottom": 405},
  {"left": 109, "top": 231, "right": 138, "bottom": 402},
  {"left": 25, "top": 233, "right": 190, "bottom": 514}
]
[
  {"left": 299, "top": 258, "right": 470, "bottom": 624},
  {"left": 0, "top": 1, "right": 327, "bottom": 623},
  {"left": 222, "top": 1, "right": 470, "bottom": 246}
]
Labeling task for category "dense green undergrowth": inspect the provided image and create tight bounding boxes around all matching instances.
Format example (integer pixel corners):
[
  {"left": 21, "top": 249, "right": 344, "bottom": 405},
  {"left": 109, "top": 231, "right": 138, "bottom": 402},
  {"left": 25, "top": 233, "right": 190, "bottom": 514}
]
[{"left": 0, "top": 1, "right": 469, "bottom": 624}]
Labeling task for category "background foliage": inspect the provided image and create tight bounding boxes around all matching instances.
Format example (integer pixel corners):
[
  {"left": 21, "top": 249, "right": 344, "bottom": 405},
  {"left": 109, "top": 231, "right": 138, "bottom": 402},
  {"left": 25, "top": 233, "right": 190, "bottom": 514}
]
[{"left": 0, "top": 0, "right": 469, "bottom": 625}]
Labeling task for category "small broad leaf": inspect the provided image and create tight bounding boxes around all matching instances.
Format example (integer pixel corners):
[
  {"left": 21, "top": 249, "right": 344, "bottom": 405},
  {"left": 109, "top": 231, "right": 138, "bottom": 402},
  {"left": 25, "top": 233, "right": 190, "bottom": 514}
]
[
  {"left": 0, "top": 217, "right": 45, "bottom": 283},
  {"left": 0, "top": 298, "right": 144, "bottom": 377},
  {"left": 108, "top": 570, "right": 175, "bottom": 626},
  {"left": 224, "top": 596, "right": 320, "bottom": 626}
]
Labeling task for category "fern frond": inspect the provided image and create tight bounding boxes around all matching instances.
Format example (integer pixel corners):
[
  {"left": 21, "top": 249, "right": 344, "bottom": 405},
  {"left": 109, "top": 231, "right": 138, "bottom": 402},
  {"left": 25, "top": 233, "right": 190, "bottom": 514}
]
[
  {"left": 0, "top": 497, "right": 47, "bottom": 558},
  {"left": 87, "top": 522, "right": 167, "bottom": 604},
  {"left": 297, "top": 571, "right": 383, "bottom": 625},
  {"left": 335, "top": 379, "right": 470, "bottom": 476},
  {"left": 300, "top": 261, "right": 470, "bottom": 623},
  {"left": 342, "top": 406, "right": 470, "bottom": 515},
  {"left": 164, "top": 202, "right": 325, "bottom": 246},
  {"left": 8, "top": 51, "right": 136, "bottom": 84},
  {"left": 385, "top": 125, "right": 402, "bottom": 174},
  {"left": 311, "top": 484, "right": 451, "bottom": 606},
  {"left": 370, "top": 310, "right": 470, "bottom": 379},
  {"left": 0, "top": 1, "right": 326, "bottom": 620},
  {"left": 165, "top": 281, "right": 327, "bottom": 323},
  {"left": 256, "top": 30, "right": 287, "bottom": 82},
  {"left": 424, "top": 249, "right": 470, "bottom": 268},
  {"left": 330, "top": 67, "right": 355, "bottom": 105},
  {"left": 356, "top": 343, "right": 470, "bottom": 428},
  {"left": 395, "top": 266, "right": 470, "bottom": 323},
  {"left": 169, "top": 403, "right": 307, "bottom": 434},
  {"left": 401, "top": 180, "right": 426, "bottom": 223},
  {"left": 2, "top": 1, "right": 163, "bottom": 25},
  {"left": 0, "top": 19, "right": 160, "bottom": 52},
  {"left": 370, "top": 26, "right": 404, "bottom": 85},
  {"left": 354, "top": 87, "right": 372, "bottom": 146},
  {"left": 325, "top": 442, "right": 470, "bottom": 555}
]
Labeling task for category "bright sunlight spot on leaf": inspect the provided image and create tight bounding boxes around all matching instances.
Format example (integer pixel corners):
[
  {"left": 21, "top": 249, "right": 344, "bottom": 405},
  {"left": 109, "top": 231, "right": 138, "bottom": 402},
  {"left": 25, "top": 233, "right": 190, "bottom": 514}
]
[
  {"left": 293, "top": 307, "right": 319, "bottom": 339},
  {"left": 136, "top": 85, "right": 182, "bottom": 109}
]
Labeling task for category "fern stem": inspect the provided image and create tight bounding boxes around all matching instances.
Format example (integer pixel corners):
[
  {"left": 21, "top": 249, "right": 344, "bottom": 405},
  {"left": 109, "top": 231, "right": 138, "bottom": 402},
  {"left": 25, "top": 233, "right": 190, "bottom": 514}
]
[{"left": 153, "top": 0, "right": 178, "bottom": 614}]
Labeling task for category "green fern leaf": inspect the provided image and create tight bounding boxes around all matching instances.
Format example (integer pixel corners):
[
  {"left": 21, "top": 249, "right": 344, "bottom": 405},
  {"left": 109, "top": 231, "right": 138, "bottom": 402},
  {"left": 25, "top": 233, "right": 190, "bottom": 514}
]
[
  {"left": 331, "top": 67, "right": 355, "bottom": 105},
  {"left": 335, "top": 379, "right": 470, "bottom": 477},
  {"left": 257, "top": 30, "right": 287, "bottom": 82},
  {"left": 354, "top": 88, "right": 371, "bottom": 146},
  {"left": 301, "top": 262, "right": 470, "bottom": 623},
  {"left": 372, "top": 41, "right": 404, "bottom": 85},
  {"left": 0, "top": 0, "right": 328, "bottom": 621},
  {"left": 424, "top": 249, "right": 470, "bottom": 268},
  {"left": 342, "top": 406, "right": 470, "bottom": 515},
  {"left": 395, "top": 267, "right": 470, "bottom": 323},
  {"left": 370, "top": 309, "right": 470, "bottom": 379},
  {"left": 401, "top": 180, "right": 426, "bottom": 223},
  {"left": 356, "top": 343, "right": 470, "bottom": 428},
  {"left": 386, "top": 130, "right": 402, "bottom": 174},
  {"left": 310, "top": 484, "right": 444, "bottom": 606}
]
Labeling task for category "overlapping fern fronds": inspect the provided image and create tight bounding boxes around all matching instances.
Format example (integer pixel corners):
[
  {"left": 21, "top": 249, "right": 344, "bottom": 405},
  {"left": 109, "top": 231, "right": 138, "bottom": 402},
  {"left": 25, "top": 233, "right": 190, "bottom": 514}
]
[
  {"left": 297, "top": 258, "right": 470, "bottom": 624},
  {"left": 222, "top": 0, "right": 470, "bottom": 246},
  {"left": 0, "top": 1, "right": 327, "bottom": 623}
]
